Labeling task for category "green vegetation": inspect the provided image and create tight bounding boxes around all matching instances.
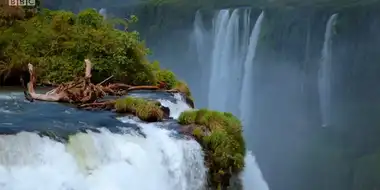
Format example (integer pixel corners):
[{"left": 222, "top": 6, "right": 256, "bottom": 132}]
[
  {"left": 0, "top": 5, "right": 195, "bottom": 97},
  {"left": 178, "top": 109, "right": 245, "bottom": 188},
  {"left": 115, "top": 96, "right": 164, "bottom": 122},
  {"left": 174, "top": 80, "right": 194, "bottom": 107},
  {"left": 150, "top": 60, "right": 177, "bottom": 89},
  {"left": 149, "top": 60, "right": 194, "bottom": 106},
  {"left": 0, "top": 7, "right": 156, "bottom": 85},
  {"left": 174, "top": 80, "right": 191, "bottom": 97}
]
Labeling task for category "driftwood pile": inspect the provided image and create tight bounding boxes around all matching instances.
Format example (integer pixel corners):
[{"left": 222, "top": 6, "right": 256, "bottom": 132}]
[{"left": 23, "top": 59, "right": 178, "bottom": 110}]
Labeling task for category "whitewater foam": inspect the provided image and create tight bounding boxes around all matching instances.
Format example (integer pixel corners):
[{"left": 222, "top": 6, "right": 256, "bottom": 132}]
[
  {"left": 0, "top": 122, "right": 206, "bottom": 190},
  {"left": 157, "top": 93, "right": 191, "bottom": 119},
  {"left": 0, "top": 93, "right": 206, "bottom": 190}
]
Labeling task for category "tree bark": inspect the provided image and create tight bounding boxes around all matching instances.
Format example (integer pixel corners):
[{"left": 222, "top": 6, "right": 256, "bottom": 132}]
[
  {"left": 24, "top": 59, "right": 190, "bottom": 107},
  {"left": 26, "top": 59, "right": 94, "bottom": 102},
  {"left": 27, "top": 63, "right": 64, "bottom": 102}
]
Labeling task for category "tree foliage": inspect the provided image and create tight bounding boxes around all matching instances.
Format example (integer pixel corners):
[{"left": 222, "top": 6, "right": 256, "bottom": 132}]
[{"left": 0, "top": 7, "right": 157, "bottom": 85}]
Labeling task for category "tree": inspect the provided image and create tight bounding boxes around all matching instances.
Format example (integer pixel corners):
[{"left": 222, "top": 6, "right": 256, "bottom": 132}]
[{"left": 0, "top": 8, "right": 156, "bottom": 85}]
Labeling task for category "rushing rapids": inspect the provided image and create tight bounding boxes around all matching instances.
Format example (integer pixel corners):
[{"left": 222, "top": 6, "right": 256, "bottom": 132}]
[{"left": 0, "top": 90, "right": 206, "bottom": 190}]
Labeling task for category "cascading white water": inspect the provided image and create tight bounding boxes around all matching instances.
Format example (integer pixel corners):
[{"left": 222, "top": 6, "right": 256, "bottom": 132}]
[
  {"left": 239, "top": 12, "right": 264, "bottom": 130},
  {"left": 318, "top": 14, "right": 338, "bottom": 128},
  {"left": 0, "top": 94, "right": 206, "bottom": 190},
  {"left": 242, "top": 151, "right": 270, "bottom": 190},
  {"left": 158, "top": 93, "right": 192, "bottom": 119},
  {"left": 192, "top": 9, "right": 269, "bottom": 190},
  {"left": 207, "top": 9, "right": 242, "bottom": 114},
  {"left": 239, "top": 12, "right": 269, "bottom": 190}
]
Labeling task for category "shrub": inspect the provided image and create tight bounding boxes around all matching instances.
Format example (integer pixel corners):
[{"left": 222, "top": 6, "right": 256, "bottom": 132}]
[
  {"left": 149, "top": 60, "right": 177, "bottom": 89},
  {"left": 155, "top": 69, "right": 177, "bottom": 89},
  {"left": 0, "top": 8, "right": 156, "bottom": 85}
]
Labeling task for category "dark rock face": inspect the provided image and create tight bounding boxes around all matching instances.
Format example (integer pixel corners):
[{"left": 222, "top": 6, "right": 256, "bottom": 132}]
[
  {"left": 160, "top": 105, "right": 170, "bottom": 119},
  {"left": 184, "top": 95, "right": 195, "bottom": 108},
  {"left": 176, "top": 124, "right": 197, "bottom": 138}
]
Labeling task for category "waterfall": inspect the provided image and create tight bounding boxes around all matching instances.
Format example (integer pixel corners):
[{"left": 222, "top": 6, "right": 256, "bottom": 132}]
[
  {"left": 319, "top": 13, "right": 338, "bottom": 128},
  {"left": 192, "top": 11, "right": 208, "bottom": 69},
  {"left": 207, "top": 9, "right": 242, "bottom": 114},
  {"left": 191, "top": 11, "right": 212, "bottom": 107},
  {"left": 242, "top": 151, "right": 270, "bottom": 190},
  {"left": 239, "top": 11, "right": 269, "bottom": 190},
  {"left": 192, "top": 9, "right": 269, "bottom": 190},
  {"left": 0, "top": 94, "right": 207, "bottom": 190},
  {"left": 240, "top": 11, "right": 264, "bottom": 130}
]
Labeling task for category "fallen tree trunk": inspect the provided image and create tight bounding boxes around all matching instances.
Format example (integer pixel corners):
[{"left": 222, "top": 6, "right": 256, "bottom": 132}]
[
  {"left": 25, "top": 59, "right": 171, "bottom": 105},
  {"left": 26, "top": 59, "right": 102, "bottom": 103},
  {"left": 78, "top": 100, "right": 116, "bottom": 110}
]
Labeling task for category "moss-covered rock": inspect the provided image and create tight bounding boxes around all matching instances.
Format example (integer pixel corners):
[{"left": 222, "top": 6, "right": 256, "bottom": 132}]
[
  {"left": 115, "top": 96, "right": 168, "bottom": 122},
  {"left": 178, "top": 109, "right": 246, "bottom": 188}
]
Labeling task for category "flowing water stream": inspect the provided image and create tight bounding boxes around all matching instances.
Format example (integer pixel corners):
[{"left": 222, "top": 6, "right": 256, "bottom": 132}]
[{"left": 0, "top": 89, "right": 206, "bottom": 190}]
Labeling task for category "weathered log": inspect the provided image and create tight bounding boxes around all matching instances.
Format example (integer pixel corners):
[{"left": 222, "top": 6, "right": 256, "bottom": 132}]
[
  {"left": 97, "top": 75, "right": 113, "bottom": 85},
  {"left": 78, "top": 100, "right": 116, "bottom": 110},
  {"left": 27, "top": 63, "right": 65, "bottom": 102},
  {"left": 24, "top": 59, "right": 193, "bottom": 108},
  {"left": 26, "top": 60, "right": 106, "bottom": 103},
  {"left": 127, "top": 85, "right": 159, "bottom": 91}
]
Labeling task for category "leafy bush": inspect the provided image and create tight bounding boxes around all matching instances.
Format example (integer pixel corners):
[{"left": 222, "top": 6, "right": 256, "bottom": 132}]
[
  {"left": 155, "top": 69, "right": 177, "bottom": 89},
  {"left": 149, "top": 60, "right": 177, "bottom": 88},
  {"left": 0, "top": 8, "right": 155, "bottom": 85}
]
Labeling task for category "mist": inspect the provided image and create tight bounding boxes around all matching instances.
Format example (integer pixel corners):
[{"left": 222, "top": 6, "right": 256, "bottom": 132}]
[{"left": 144, "top": 5, "right": 380, "bottom": 189}]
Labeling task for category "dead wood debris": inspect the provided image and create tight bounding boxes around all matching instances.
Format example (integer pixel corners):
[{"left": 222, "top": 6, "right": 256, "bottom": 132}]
[{"left": 24, "top": 59, "right": 182, "bottom": 110}]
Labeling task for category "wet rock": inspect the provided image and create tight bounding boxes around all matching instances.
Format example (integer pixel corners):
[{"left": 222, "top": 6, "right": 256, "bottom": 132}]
[
  {"left": 160, "top": 105, "right": 170, "bottom": 119},
  {"left": 184, "top": 95, "right": 195, "bottom": 108}
]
